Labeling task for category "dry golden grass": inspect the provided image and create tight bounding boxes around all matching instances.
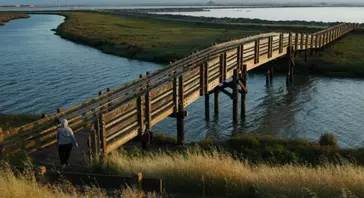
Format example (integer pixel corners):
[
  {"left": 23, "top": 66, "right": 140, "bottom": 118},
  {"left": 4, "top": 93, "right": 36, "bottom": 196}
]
[
  {"left": 103, "top": 149, "right": 364, "bottom": 197},
  {"left": 0, "top": 168, "right": 154, "bottom": 198}
]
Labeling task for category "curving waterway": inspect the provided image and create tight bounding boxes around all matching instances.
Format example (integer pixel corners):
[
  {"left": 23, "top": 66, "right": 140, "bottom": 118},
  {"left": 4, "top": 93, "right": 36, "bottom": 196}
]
[{"left": 1, "top": 15, "right": 364, "bottom": 148}]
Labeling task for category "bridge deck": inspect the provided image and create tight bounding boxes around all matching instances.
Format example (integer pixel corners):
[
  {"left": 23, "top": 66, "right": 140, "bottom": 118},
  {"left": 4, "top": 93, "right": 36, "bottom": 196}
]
[{"left": 0, "top": 23, "right": 359, "bottom": 167}]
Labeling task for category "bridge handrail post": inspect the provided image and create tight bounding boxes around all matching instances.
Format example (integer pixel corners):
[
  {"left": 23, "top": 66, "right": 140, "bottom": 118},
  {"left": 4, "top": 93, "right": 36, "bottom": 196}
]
[
  {"left": 279, "top": 33, "right": 284, "bottom": 53},
  {"left": 305, "top": 33, "right": 309, "bottom": 62},
  {"left": 288, "top": 32, "right": 292, "bottom": 48},
  {"left": 177, "top": 75, "right": 185, "bottom": 145},
  {"left": 268, "top": 36, "right": 273, "bottom": 58},
  {"left": 294, "top": 32, "right": 299, "bottom": 52},
  {"left": 143, "top": 72, "right": 152, "bottom": 150},
  {"left": 99, "top": 114, "right": 107, "bottom": 167},
  {"left": 254, "top": 39, "right": 260, "bottom": 64}
]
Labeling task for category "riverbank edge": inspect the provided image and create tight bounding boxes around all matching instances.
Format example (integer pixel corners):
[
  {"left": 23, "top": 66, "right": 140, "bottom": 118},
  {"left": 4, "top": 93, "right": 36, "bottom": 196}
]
[{"left": 0, "top": 13, "right": 30, "bottom": 26}]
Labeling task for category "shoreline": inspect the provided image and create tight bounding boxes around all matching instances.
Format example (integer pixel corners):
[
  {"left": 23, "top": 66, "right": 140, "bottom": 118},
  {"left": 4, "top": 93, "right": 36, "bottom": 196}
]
[{"left": 0, "top": 13, "right": 30, "bottom": 26}]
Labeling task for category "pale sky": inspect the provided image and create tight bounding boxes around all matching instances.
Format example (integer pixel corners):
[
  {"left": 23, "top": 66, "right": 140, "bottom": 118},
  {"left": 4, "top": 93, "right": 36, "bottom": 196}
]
[{"left": 0, "top": 0, "right": 362, "bottom": 5}]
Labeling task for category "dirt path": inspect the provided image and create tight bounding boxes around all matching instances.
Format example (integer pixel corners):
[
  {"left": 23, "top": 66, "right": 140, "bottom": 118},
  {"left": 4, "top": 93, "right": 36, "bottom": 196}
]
[{"left": 30, "top": 130, "right": 90, "bottom": 170}]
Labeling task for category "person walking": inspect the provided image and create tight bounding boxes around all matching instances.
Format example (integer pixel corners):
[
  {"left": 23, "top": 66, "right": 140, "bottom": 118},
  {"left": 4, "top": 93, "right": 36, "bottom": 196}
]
[{"left": 57, "top": 119, "right": 78, "bottom": 168}]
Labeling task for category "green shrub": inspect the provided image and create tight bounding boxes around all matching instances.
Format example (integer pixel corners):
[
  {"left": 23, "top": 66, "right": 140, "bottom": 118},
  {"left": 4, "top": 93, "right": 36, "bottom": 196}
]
[{"left": 319, "top": 133, "right": 338, "bottom": 147}]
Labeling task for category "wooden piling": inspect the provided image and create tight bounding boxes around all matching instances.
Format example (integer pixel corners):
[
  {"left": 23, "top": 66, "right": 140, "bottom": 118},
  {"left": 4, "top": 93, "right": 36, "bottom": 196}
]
[
  {"left": 205, "top": 94, "right": 210, "bottom": 121},
  {"left": 214, "top": 87, "right": 219, "bottom": 116},
  {"left": 269, "top": 67, "right": 273, "bottom": 82},
  {"left": 241, "top": 64, "right": 247, "bottom": 117},
  {"left": 177, "top": 75, "right": 185, "bottom": 145},
  {"left": 266, "top": 70, "right": 270, "bottom": 85},
  {"left": 286, "top": 46, "right": 293, "bottom": 84},
  {"left": 233, "top": 69, "right": 238, "bottom": 123}
]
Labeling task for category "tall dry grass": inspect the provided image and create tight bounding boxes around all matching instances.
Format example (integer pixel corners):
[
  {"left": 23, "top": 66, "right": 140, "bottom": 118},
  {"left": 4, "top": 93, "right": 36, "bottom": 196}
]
[
  {"left": 0, "top": 167, "right": 155, "bottom": 198},
  {"left": 102, "top": 148, "right": 364, "bottom": 197}
]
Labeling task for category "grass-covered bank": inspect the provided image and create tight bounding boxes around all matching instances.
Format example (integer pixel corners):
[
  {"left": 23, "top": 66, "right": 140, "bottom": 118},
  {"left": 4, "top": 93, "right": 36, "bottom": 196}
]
[
  {"left": 92, "top": 147, "right": 364, "bottom": 197},
  {"left": 0, "top": 13, "right": 29, "bottom": 26},
  {"left": 297, "top": 31, "right": 364, "bottom": 77},
  {"left": 50, "top": 11, "right": 323, "bottom": 64},
  {"left": 0, "top": 114, "right": 40, "bottom": 131},
  {"left": 84, "top": 133, "right": 364, "bottom": 197}
]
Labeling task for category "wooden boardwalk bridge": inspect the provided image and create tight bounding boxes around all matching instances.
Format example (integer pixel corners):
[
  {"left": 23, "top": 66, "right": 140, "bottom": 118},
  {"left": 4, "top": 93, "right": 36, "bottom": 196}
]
[{"left": 0, "top": 23, "right": 359, "bottom": 166}]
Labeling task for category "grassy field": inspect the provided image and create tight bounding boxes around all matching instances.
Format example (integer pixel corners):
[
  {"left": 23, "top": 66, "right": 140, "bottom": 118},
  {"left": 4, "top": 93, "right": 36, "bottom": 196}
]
[
  {"left": 0, "top": 167, "right": 153, "bottom": 198},
  {"left": 52, "top": 11, "right": 323, "bottom": 64},
  {"left": 0, "top": 13, "right": 29, "bottom": 26},
  {"left": 92, "top": 148, "right": 364, "bottom": 197},
  {"left": 296, "top": 31, "right": 364, "bottom": 77}
]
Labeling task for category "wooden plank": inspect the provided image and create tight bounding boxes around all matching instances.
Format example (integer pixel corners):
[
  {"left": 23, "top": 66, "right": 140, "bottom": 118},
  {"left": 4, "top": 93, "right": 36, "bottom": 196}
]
[
  {"left": 151, "top": 105, "right": 174, "bottom": 126},
  {"left": 150, "top": 82, "right": 173, "bottom": 99},
  {"left": 105, "top": 130, "right": 138, "bottom": 154},
  {"left": 151, "top": 95, "right": 174, "bottom": 113},
  {"left": 105, "top": 108, "right": 137, "bottom": 129},
  {"left": 103, "top": 100, "right": 136, "bottom": 123},
  {"left": 106, "top": 121, "right": 138, "bottom": 142},
  {"left": 151, "top": 89, "right": 173, "bottom": 106},
  {"left": 184, "top": 89, "right": 200, "bottom": 107}
]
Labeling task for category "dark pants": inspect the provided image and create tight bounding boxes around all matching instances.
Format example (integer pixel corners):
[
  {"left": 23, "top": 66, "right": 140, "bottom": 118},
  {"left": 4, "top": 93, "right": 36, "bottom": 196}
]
[{"left": 58, "top": 143, "right": 73, "bottom": 166}]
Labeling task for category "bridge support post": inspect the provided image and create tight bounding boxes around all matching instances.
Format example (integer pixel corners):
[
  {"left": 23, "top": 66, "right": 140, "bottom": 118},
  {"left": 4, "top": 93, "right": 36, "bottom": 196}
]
[
  {"left": 143, "top": 73, "right": 152, "bottom": 150},
  {"left": 214, "top": 87, "right": 219, "bottom": 116},
  {"left": 240, "top": 64, "right": 247, "bottom": 117},
  {"left": 205, "top": 94, "right": 210, "bottom": 121},
  {"left": 233, "top": 69, "right": 238, "bottom": 123},
  {"left": 177, "top": 76, "right": 185, "bottom": 145},
  {"left": 266, "top": 70, "right": 270, "bottom": 86},
  {"left": 286, "top": 46, "right": 294, "bottom": 84}
]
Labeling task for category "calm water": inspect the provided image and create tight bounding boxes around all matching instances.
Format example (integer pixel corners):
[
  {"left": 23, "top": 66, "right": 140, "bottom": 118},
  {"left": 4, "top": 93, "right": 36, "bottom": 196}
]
[
  {"left": 1, "top": 15, "right": 364, "bottom": 148},
  {"left": 158, "top": 7, "right": 364, "bottom": 23}
]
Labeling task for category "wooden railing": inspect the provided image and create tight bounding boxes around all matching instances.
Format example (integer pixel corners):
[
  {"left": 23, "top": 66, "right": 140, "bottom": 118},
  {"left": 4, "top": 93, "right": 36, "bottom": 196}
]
[{"left": 0, "top": 23, "right": 359, "bottom": 155}]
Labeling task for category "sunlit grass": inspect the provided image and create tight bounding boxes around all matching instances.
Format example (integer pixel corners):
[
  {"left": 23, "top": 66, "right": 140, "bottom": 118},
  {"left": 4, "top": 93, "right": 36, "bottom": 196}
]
[
  {"left": 0, "top": 166, "right": 155, "bottom": 198},
  {"left": 98, "top": 148, "right": 364, "bottom": 197}
]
